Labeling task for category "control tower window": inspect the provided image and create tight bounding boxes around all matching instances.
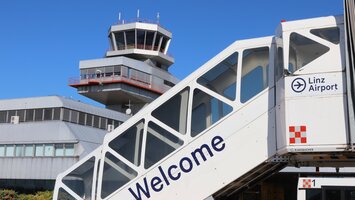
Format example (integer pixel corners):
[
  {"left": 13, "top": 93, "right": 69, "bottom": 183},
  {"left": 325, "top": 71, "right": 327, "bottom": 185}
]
[
  {"left": 197, "top": 52, "right": 238, "bottom": 101},
  {"left": 87, "top": 68, "right": 95, "bottom": 79},
  {"left": 160, "top": 37, "right": 168, "bottom": 53},
  {"left": 105, "top": 66, "right": 114, "bottom": 77},
  {"left": 136, "top": 30, "right": 145, "bottom": 49},
  {"left": 288, "top": 32, "right": 330, "bottom": 73},
  {"left": 114, "top": 32, "right": 125, "bottom": 50},
  {"left": 108, "top": 120, "right": 144, "bottom": 166},
  {"left": 109, "top": 34, "right": 115, "bottom": 51},
  {"left": 125, "top": 30, "right": 135, "bottom": 49},
  {"left": 154, "top": 33, "right": 162, "bottom": 51},
  {"left": 114, "top": 66, "right": 121, "bottom": 76},
  {"left": 80, "top": 69, "right": 87, "bottom": 80},
  {"left": 152, "top": 87, "right": 189, "bottom": 134},
  {"left": 145, "top": 31, "right": 155, "bottom": 50},
  {"left": 241, "top": 47, "right": 269, "bottom": 103}
]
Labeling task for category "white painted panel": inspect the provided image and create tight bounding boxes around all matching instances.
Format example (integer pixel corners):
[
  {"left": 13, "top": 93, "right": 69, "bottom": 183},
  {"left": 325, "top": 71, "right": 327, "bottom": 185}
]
[
  {"left": 285, "top": 95, "right": 348, "bottom": 150},
  {"left": 108, "top": 110, "right": 274, "bottom": 200}
]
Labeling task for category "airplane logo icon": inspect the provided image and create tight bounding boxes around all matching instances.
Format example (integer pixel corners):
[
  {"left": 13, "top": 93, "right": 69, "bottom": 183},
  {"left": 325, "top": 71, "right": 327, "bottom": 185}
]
[
  {"left": 291, "top": 78, "right": 306, "bottom": 93},
  {"left": 294, "top": 81, "right": 303, "bottom": 89}
]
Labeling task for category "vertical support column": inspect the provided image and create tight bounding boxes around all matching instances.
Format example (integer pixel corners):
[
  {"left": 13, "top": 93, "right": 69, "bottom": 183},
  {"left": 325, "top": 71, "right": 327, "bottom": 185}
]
[
  {"left": 152, "top": 32, "right": 157, "bottom": 51},
  {"left": 164, "top": 39, "right": 171, "bottom": 54},
  {"left": 60, "top": 108, "right": 63, "bottom": 121},
  {"left": 135, "top": 29, "right": 137, "bottom": 49},
  {"left": 157, "top": 36, "right": 163, "bottom": 52},
  {"left": 123, "top": 31, "right": 127, "bottom": 50},
  {"left": 111, "top": 32, "right": 118, "bottom": 51},
  {"left": 143, "top": 31, "right": 147, "bottom": 50}
]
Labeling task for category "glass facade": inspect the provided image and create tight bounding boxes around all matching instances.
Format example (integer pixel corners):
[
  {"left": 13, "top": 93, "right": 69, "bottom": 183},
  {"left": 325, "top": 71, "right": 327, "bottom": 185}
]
[
  {"left": 55, "top": 144, "right": 64, "bottom": 156},
  {"left": 0, "top": 143, "right": 75, "bottom": 157},
  {"left": 79, "top": 64, "right": 175, "bottom": 94},
  {"left": 114, "top": 32, "right": 125, "bottom": 50},
  {"left": 64, "top": 144, "right": 75, "bottom": 156},
  {"left": 24, "top": 145, "right": 34, "bottom": 157},
  {"left": 5, "top": 145, "right": 14, "bottom": 157},
  {"left": 0, "top": 107, "right": 123, "bottom": 130},
  {"left": 35, "top": 144, "right": 44, "bottom": 157},
  {"left": 112, "top": 29, "right": 170, "bottom": 53}
]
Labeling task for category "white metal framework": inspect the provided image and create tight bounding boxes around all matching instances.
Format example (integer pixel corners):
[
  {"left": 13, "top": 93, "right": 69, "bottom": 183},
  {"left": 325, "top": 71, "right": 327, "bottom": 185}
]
[{"left": 53, "top": 14, "right": 355, "bottom": 200}]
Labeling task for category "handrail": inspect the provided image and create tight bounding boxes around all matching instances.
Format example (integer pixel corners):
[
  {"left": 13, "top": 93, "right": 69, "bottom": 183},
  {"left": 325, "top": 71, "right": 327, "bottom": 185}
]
[
  {"left": 112, "top": 44, "right": 173, "bottom": 57},
  {"left": 68, "top": 74, "right": 171, "bottom": 94},
  {"left": 117, "top": 18, "right": 169, "bottom": 31}
]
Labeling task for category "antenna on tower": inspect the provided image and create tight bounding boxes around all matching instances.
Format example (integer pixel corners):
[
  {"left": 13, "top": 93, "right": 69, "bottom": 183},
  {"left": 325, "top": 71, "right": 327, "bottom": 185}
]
[
  {"left": 137, "top": 9, "right": 140, "bottom": 20},
  {"left": 157, "top": 12, "right": 160, "bottom": 23},
  {"left": 118, "top": 12, "right": 121, "bottom": 24}
]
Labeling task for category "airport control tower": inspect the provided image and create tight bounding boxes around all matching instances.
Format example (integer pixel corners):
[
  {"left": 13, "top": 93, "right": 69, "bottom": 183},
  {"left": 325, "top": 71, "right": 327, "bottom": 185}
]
[{"left": 69, "top": 15, "right": 179, "bottom": 114}]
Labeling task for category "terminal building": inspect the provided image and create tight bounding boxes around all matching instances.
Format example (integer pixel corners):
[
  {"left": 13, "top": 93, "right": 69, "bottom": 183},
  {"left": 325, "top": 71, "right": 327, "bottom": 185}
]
[
  {"left": 0, "top": 96, "right": 129, "bottom": 192},
  {"left": 0, "top": 16, "right": 178, "bottom": 193}
]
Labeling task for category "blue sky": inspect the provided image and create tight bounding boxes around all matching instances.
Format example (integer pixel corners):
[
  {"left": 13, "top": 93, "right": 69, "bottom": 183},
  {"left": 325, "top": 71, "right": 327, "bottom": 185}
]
[{"left": 0, "top": 0, "right": 343, "bottom": 106}]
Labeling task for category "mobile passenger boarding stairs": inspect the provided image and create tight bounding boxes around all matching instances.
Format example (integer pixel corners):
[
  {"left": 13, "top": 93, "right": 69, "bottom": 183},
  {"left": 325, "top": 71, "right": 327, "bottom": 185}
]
[{"left": 53, "top": 1, "right": 355, "bottom": 199}]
